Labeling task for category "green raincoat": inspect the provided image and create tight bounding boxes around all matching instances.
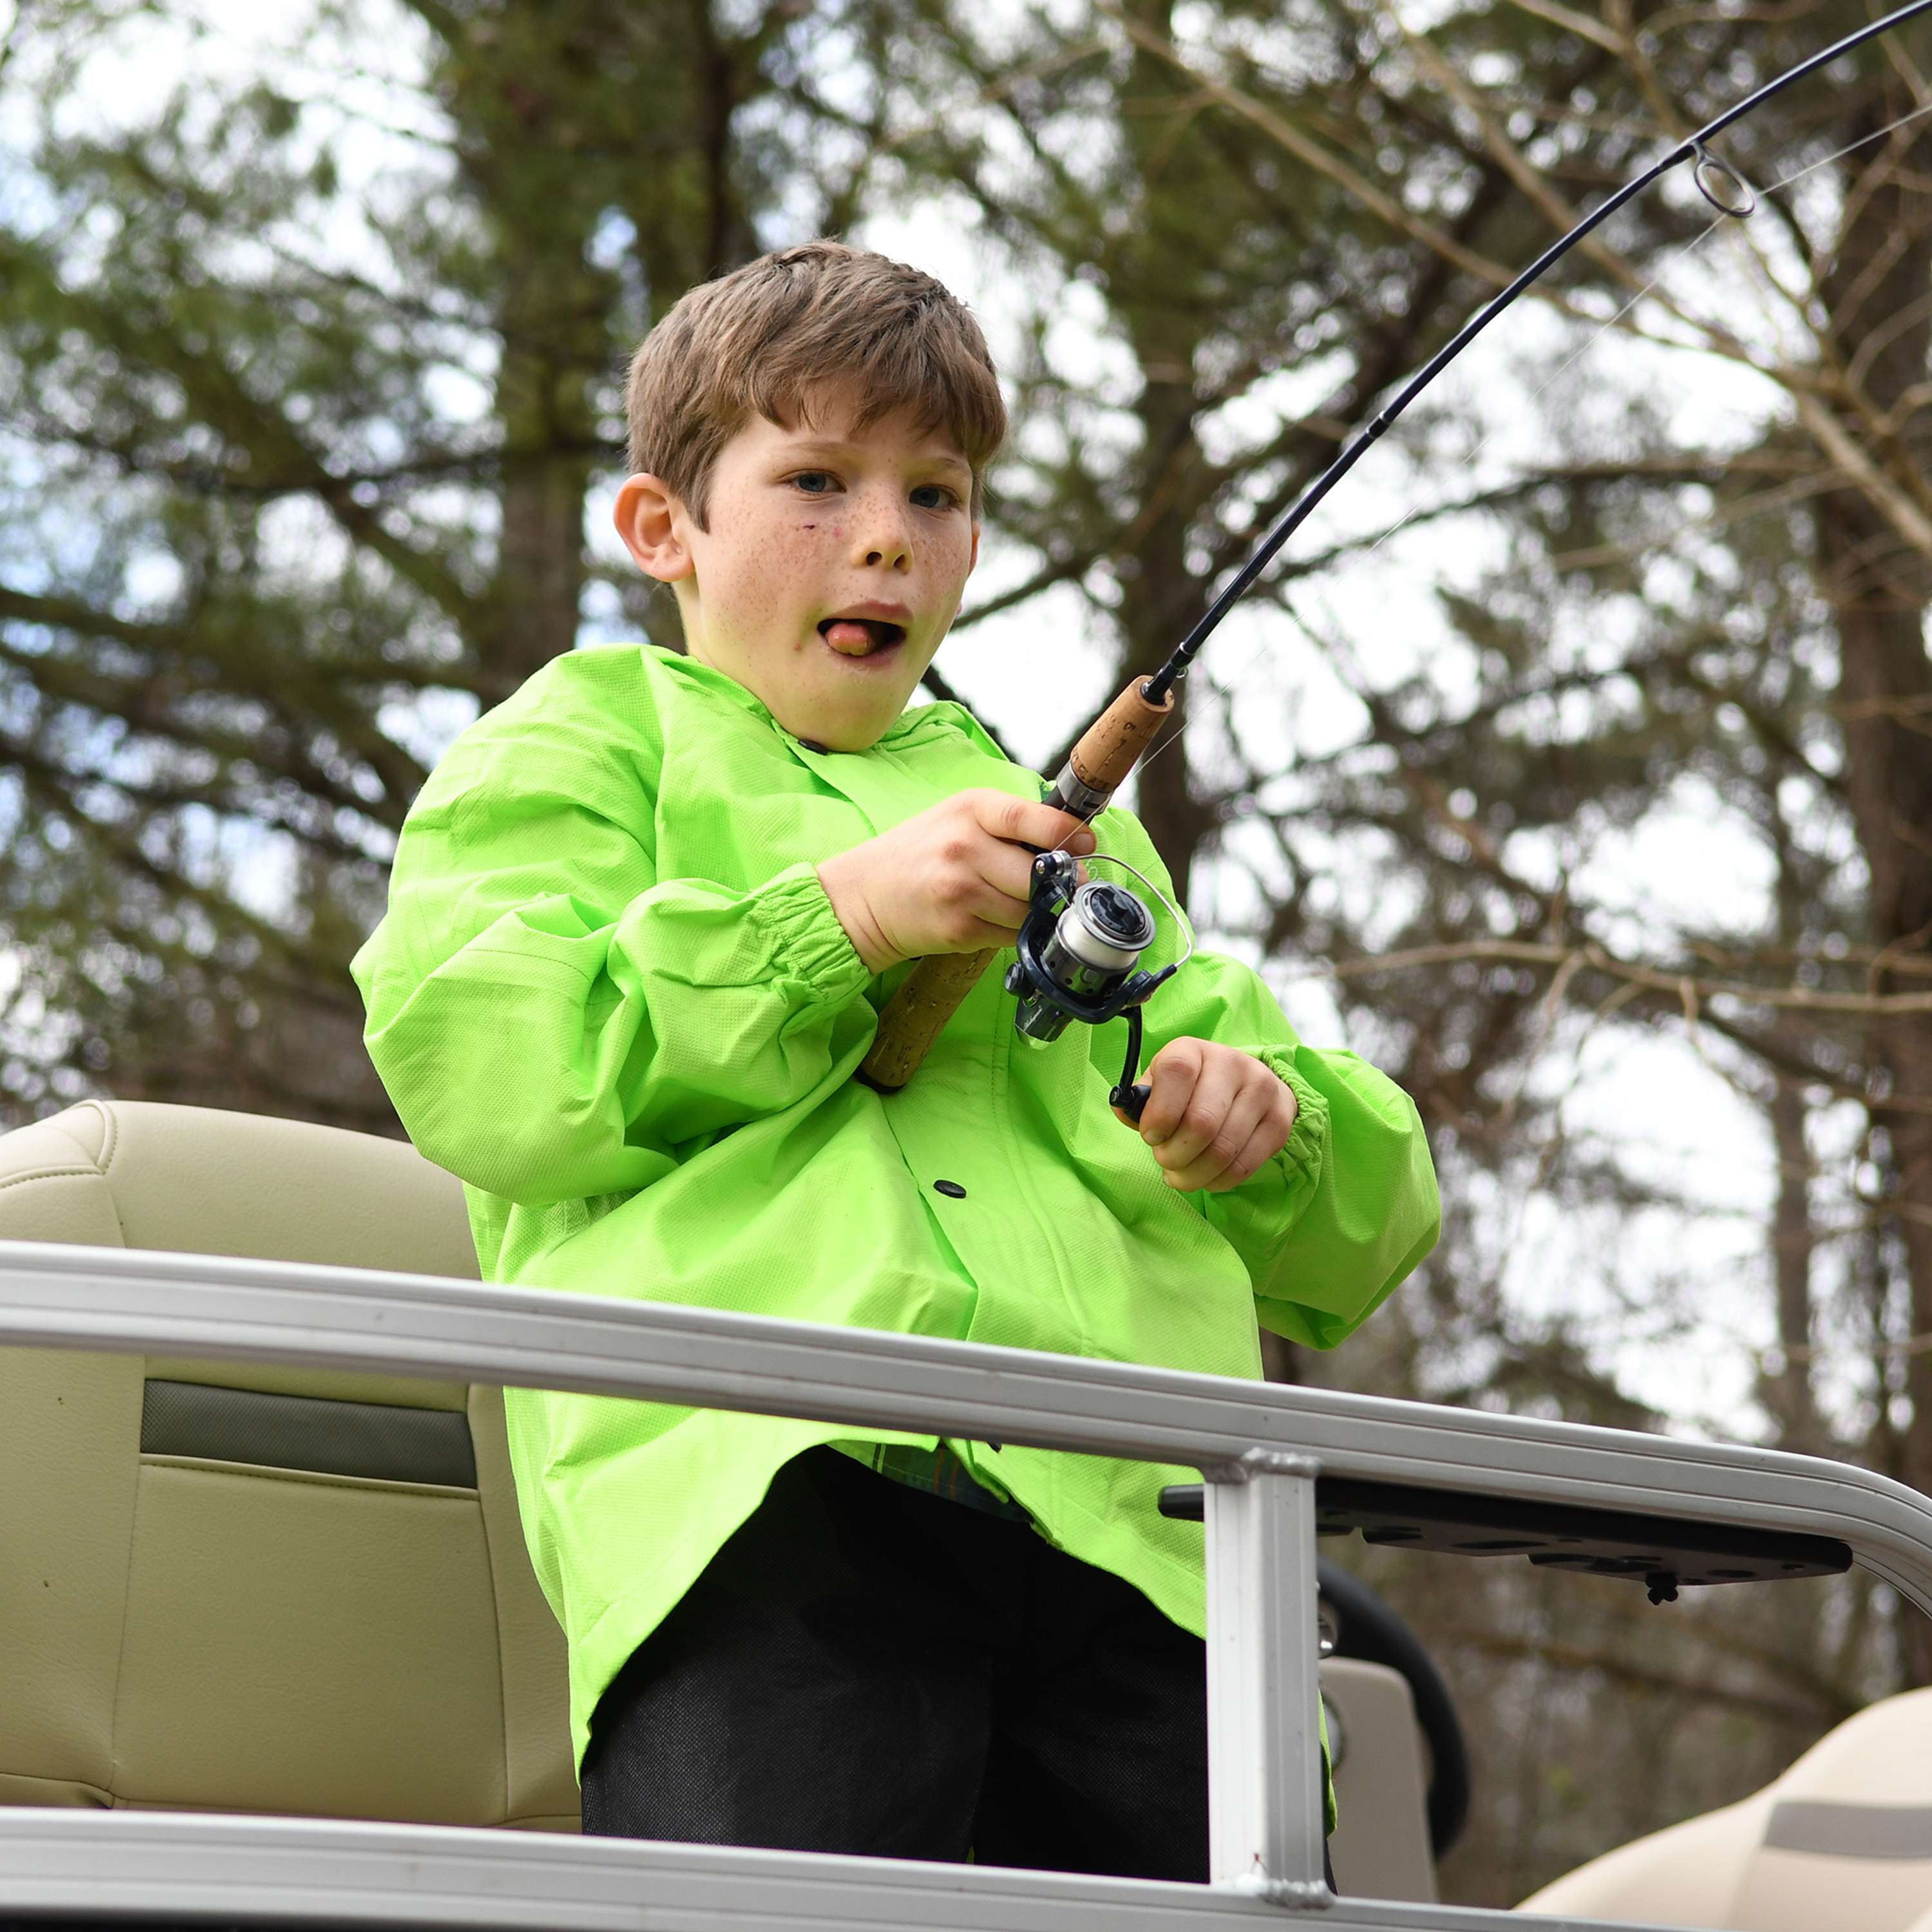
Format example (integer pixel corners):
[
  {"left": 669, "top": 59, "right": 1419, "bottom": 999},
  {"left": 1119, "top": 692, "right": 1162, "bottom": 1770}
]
[{"left": 353, "top": 643, "right": 1441, "bottom": 1773}]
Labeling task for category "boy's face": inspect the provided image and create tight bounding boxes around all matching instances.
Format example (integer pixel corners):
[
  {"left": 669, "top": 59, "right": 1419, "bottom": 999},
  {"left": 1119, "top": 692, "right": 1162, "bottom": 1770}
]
[{"left": 615, "top": 388, "right": 980, "bottom": 753}]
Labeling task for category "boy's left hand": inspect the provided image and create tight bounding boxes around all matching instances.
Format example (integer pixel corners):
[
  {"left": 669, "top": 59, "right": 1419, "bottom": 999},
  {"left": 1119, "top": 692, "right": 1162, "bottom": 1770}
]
[{"left": 1113, "top": 1037, "right": 1298, "bottom": 1193}]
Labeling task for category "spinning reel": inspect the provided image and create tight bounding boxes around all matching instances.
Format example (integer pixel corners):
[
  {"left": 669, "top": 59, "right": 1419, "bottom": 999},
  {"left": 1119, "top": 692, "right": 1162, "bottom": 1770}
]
[{"left": 1003, "top": 849, "right": 1190, "bottom": 1123}]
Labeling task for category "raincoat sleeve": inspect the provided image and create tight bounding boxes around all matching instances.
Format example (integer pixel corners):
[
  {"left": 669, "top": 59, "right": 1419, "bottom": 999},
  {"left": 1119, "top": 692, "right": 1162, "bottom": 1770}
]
[
  {"left": 352, "top": 667, "right": 874, "bottom": 1210},
  {"left": 1095, "top": 814, "right": 1440, "bottom": 1349}
]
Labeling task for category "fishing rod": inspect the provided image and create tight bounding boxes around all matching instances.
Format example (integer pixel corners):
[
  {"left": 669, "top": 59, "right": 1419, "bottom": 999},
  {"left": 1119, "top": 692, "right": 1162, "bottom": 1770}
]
[{"left": 856, "top": 0, "right": 1932, "bottom": 1106}]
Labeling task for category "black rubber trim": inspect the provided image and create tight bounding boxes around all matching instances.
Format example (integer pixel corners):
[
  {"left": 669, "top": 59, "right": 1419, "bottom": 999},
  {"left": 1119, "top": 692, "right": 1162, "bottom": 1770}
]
[
  {"left": 1157, "top": 1477, "right": 1851, "bottom": 1589},
  {"left": 140, "top": 1379, "right": 477, "bottom": 1490}
]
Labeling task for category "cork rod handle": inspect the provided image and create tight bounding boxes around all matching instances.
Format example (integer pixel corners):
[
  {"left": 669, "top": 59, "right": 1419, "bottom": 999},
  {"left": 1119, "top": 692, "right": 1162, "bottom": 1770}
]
[
  {"left": 855, "top": 677, "right": 1175, "bottom": 1094},
  {"left": 1059, "top": 674, "right": 1174, "bottom": 803},
  {"left": 855, "top": 948, "right": 997, "bottom": 1093}
]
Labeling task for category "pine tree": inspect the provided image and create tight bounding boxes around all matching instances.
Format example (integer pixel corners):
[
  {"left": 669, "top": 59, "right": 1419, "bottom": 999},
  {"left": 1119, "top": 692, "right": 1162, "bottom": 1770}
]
[{"left": 0, "top": 0, "right": 867, "bottom": 1125}]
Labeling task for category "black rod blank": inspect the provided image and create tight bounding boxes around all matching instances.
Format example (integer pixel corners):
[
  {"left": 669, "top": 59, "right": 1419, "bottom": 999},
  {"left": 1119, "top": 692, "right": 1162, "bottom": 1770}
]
[{"left": 1143, "top": 0, "right": 1932, "bottom": 703}]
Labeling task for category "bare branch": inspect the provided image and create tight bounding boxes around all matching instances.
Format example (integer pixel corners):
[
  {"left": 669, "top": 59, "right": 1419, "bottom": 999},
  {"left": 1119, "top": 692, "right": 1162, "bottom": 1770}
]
[{"left": 1319, "top": 938, "right": 1932, "bottom": 1018}]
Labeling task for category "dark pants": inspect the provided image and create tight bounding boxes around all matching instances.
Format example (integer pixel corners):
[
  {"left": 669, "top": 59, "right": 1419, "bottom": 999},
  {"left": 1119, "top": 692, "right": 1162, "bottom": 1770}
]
[{"left": 580, "top": 1446, "right": 1212, "bottom": 1880}]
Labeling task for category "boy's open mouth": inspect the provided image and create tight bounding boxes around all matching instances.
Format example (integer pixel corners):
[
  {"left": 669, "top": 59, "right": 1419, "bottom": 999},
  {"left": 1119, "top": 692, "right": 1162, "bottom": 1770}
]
[{"left": 819, "top": 616, "right": 907, "bottom": 658}]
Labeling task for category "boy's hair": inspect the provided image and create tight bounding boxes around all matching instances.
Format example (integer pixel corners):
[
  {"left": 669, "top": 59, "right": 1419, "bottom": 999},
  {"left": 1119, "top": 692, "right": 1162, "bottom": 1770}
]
[{"left": 625, "top": 242, "right": 1006, "bottom": 525}]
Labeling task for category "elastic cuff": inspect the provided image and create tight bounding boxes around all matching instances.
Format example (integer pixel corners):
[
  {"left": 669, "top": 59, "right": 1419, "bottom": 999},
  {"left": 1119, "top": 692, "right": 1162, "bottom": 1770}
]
[
  {"left": 746, "top": 860, "right": 873, "bottom": 1005},
  {"left": 1251, "top": 1045, "right": 1331, "bottom": 1195}
]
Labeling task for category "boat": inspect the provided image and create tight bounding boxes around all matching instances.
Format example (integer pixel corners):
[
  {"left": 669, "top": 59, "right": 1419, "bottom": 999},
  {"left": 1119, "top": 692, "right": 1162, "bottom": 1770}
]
[{"left": 3, "top": 1096, "right": 1929, "bottom": 1929}]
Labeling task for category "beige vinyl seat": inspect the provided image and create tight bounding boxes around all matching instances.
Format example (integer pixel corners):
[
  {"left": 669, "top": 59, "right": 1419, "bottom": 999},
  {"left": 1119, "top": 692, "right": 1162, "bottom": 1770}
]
[
  {"left": 0, "top": 1098, "right": 578, "bottom": 1830},
  {"left": 1521, "top": 1686, "right": 1932, "bottom": 1928}
]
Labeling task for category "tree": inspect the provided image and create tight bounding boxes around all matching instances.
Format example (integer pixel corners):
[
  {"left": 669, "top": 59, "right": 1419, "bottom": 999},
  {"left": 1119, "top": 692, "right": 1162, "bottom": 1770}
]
[
  {"left": 0, "top": 0, "right": 861, "bottom": 1126},
  {"left": 858, "top": 0, "right": 1932, "bottom": 1898}
]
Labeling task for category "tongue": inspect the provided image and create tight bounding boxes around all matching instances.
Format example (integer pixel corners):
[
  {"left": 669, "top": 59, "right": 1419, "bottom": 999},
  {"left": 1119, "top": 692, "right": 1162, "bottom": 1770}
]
[{"left": 823, "top": 620, "right": 880, "bottom": 656}]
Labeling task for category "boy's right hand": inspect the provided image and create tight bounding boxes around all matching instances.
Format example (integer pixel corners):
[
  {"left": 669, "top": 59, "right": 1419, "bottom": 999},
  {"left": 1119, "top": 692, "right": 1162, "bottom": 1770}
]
[{"left": 817, "top": 790, "right": 1096, "bottom": 975}]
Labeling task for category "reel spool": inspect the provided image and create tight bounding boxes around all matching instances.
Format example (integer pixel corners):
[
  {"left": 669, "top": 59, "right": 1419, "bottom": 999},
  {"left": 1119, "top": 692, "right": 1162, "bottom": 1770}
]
[
  {"left": 1003, "top": 851, "right": 1187, "bottom": 1121},
  {"left": 1011, "top": 876, "right": 1156, "bottom": 1043}
]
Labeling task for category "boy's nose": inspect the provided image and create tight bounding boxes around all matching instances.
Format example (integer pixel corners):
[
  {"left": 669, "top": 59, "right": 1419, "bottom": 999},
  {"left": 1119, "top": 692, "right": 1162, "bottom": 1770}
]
[{"left": 849, "top": 493, "right": 913, "bottom": 571}]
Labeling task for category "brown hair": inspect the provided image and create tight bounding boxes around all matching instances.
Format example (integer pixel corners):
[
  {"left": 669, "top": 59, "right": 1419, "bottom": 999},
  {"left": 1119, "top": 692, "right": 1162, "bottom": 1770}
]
[{"left": 625, "top": 242, "right": 1006, "bottom": 526}]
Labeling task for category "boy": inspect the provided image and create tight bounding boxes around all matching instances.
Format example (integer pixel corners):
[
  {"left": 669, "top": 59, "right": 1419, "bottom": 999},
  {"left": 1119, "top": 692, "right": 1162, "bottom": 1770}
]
[{"left": 353, "top": 242, "right": 1439, "bottom": 1879}]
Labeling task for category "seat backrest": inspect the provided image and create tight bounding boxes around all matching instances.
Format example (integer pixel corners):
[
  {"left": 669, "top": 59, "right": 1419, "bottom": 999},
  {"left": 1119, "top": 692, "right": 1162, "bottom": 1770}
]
[
  {"left": 1322, "top": 1657, "right": 1437, "bottom": 1902},
  {"left": 1723, "top": 1687, "right": 1932, "bottom": 1932},
  {"left": 1522, "top": 1687, "right": 1932, "bottom": 1929},
  {"left": 0, "top": 1099, "right": 578, "bottom": 1830}
]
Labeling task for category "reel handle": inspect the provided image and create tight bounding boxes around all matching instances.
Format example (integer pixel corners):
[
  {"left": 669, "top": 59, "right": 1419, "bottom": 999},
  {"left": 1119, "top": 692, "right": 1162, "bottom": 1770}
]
[
  {"left": 855, "top": 677, "right": 1174, "bottom": 1095},
  {"left": 1108, "top": 1005, "right": 1151, "bottom": 1122}
]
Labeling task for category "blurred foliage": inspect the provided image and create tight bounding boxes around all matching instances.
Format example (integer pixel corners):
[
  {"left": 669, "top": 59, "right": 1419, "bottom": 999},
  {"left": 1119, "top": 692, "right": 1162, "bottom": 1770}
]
[
  {"left": 0, "top": 0, "right": 854, "bottom": 1122},
  {"left": 3, "top": 0, "right": 1932, "bottom": 1906}
]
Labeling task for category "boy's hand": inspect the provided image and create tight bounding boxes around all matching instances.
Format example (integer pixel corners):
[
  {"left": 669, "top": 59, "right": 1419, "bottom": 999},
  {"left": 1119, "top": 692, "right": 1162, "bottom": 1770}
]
[
  {"left": 817, "top": 790, "right": 1095, "bottom": 974},
  {"left": 1115, "top": 1037, "right": 1298, "bottom": 1192}
]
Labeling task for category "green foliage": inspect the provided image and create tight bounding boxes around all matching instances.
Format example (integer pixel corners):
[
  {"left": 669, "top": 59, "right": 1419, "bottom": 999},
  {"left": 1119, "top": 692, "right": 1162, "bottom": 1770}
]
[{"left": 0, "top": 0, "right": 860, "bottom": 1123}]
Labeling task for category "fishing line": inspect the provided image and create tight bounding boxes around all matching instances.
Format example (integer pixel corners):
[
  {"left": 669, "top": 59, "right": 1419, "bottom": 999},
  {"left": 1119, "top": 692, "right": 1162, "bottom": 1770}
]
[
  {"left": 1043, "top": 209, "right": 1730, "bottom": 857},
  {"left": 1762, "top": 90, "right": 1932, "bottom": 194},
  {"left": 865, "top": 0, "right": 1932, "bottom": 1101},
  {"left": 1057, "top": 51, "right": 1932, "bottom": 854}
]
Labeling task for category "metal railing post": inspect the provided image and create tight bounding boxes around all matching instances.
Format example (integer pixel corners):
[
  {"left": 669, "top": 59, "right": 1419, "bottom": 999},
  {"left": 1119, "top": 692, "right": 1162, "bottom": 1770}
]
[{"left": 1205, "top": 1448, "right": 1329, "bottom": 1907}]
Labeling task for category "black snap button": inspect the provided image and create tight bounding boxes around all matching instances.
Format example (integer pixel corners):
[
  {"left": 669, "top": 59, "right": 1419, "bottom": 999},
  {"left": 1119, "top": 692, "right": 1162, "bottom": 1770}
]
[
  {"left": 933, "top": 1179, "right": 967, "bottom": 1199},
  {"left": 798, "top": 737, "right": 829, "bottom": 753}
]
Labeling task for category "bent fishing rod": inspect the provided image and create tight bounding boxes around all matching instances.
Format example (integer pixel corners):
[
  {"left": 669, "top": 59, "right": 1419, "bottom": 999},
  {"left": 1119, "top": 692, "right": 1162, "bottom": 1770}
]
[{"left": 857, "top": 0, "right": 1932, "bottom": 1106}]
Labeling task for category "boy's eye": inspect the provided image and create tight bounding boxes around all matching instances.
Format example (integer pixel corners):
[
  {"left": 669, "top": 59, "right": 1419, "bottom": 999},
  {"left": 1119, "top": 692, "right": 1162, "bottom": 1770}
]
[
  {"left": 791, "top": 471, "right": 836, "bottom": 495},
  {"left": 911, "top": 483, "right": 960, "bottom": 511}
]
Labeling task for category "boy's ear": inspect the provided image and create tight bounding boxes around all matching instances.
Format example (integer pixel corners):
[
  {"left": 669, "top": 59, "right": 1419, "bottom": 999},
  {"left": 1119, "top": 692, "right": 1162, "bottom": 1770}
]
[{"left": 614, "top": 473, "right": 694, "bottom": 582}]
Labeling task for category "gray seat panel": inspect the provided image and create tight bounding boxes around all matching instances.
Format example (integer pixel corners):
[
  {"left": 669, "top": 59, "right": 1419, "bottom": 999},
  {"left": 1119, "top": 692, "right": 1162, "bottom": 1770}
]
[{"left": 140, "top": 1380, "right": 479, "bottom": 1490}]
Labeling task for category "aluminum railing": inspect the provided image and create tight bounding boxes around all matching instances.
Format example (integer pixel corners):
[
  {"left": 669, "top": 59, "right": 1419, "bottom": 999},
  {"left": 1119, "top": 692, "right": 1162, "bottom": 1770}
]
[{"left": 4, "top": 1236, "right": 1932, "bottom": 1931}]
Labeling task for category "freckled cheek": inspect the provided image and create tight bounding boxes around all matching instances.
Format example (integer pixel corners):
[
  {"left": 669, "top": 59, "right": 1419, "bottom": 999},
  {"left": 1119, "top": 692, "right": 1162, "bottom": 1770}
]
[
  {"left": 767, "top": 523, "right": 847, "bottom": 562},
  {"left": 716, "top": 526, "right": 844, "bottom": 641},
  {"left": 772, "top": 527, "right": 849, "bottom": 601},
  {"left": 931, "top": 531, "right": 976, "bottom": 592}
]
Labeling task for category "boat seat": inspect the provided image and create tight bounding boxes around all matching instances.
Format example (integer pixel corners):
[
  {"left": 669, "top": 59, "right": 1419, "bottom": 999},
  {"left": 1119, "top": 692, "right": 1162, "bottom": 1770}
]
[
  {"left": 1520, "top": 1686, "right": 1932, "bottom": 1928},
  {"left": 0, "top": 1098, "right": 578, "bottom": 1830}
]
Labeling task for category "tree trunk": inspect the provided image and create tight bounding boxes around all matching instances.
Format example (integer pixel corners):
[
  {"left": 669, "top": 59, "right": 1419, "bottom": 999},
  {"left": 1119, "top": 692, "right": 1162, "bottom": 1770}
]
[
  {"left": 491, "top": 301, "right": 601, "bottom": 693},
  {"left": 1107, "top": 0, "right": 1221, "bottom": 909},
  {"left": 1761, "top": 817, "right": 1823, "bottom": 1452},
  {"left": 1763, "top": 1075, "right": 1821, "bottom": 1452},
  {"left": 1812, "top": 90, "right": 1932, "bottom": 1675}
]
